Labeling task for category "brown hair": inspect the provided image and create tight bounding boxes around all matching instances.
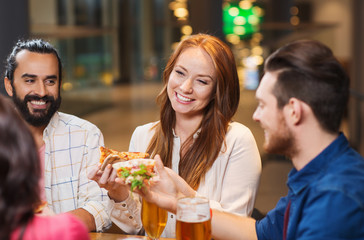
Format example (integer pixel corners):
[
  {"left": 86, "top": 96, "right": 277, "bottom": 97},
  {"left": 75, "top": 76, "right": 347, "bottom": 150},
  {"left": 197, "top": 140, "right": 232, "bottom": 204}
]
[
  {"left": 0, "top": 95, "right": 41, "bottom": 239},
  {"left": 147, "top": 34, "right": 240, "bottom": 189},
  {"left": 265, "top": 39, "right": 349, "bottom": 133}
]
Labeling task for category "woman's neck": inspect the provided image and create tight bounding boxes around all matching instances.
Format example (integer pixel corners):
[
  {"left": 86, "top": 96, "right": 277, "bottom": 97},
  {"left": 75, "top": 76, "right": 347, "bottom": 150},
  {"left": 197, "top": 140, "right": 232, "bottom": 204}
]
[{"left": 174, "top": 114, "right": 203, "bottom": 145}]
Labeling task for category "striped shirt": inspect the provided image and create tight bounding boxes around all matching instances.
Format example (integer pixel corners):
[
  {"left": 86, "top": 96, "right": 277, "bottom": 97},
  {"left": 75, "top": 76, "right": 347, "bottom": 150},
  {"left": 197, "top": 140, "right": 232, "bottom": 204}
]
[{"left": 43, "top": 112, "right": 111, "bottom": 232}]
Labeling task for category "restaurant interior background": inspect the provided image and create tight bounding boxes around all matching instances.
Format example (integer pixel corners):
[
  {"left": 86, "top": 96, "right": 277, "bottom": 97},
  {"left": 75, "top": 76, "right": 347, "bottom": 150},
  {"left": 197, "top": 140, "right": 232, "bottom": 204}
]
[{"left": 0, "top": 0, "right": 363, "bottom": 218}]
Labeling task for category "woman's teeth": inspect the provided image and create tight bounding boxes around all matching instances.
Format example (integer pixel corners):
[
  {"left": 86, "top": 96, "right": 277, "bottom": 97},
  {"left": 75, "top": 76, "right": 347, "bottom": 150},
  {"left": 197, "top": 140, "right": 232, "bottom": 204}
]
[{"left": 177, "top": 93, "right": 192, "bottom": 102}]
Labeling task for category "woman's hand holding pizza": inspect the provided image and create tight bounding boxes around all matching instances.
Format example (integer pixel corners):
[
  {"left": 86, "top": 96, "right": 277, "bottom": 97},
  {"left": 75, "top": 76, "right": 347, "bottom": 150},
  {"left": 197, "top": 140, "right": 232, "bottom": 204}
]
[
  {"left": 88, "top": 146, "right": 196, "bottom": 207},
  {"left": 130, "top": 155, "right": 196, "bottom": 214}
]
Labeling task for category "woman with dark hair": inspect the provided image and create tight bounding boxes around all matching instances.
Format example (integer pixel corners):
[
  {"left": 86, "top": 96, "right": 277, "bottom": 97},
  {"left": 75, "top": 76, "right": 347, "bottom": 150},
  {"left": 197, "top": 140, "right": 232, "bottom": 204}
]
[
  {"left": 0, "top": 95, "right": 89, "bottom": 240},
  {"left": 89, "top": 34, "right": 261, "bottom": 238}
]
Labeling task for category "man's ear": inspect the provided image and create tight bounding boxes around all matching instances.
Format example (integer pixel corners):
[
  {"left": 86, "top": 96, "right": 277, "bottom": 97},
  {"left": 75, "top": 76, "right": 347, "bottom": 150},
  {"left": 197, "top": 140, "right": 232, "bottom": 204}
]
[
  {"left": 284, "top": 98, "right": 303, "bottom": 126},
  {"left": 4, "top": 77, "right": 14, "bottom": 97}
]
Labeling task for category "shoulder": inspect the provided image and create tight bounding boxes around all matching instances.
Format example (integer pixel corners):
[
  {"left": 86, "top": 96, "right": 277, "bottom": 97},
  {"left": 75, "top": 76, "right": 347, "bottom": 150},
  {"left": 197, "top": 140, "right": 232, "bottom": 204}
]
[
  {"left": 56, "top": 213, "right": 89, "bottom": 239},
  {"left": 135, "top": 121, "right": 158, "bottom": 130},
  {"left": 298, "top": 189, "right": 364, "bottom": 237},
  {"left": 226, "top": 121, "right": 257, "bottom": 144},
  {"left": 303, "top": 144, "right": 364, "bottom": 212},
  {"left": 227, "top": 121, "right": 252, "bottom": 133},
  {"left": 129, "top": 121, "right": 159, "bottom": 152},
  {"left": 31, "top": 213, "right": 85, "bottom": 226},
  {"left": 314, "top": 160, "right": 364, "bottom": 209},
  {"left": 23, "top": 214, "right": 89, "bottom": 240},
  {"left": 133, "top": 121, "right": 158, "bottom": 135}
]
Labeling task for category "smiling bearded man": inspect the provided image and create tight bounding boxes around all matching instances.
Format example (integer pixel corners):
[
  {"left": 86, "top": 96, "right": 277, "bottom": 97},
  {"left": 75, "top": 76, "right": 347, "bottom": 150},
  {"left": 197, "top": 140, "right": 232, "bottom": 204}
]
[
  {"left": 11, "top": 87, "right": 61, "bottom": 127},
  {"left": 3, "top": 39, "right": 111, "bottom": 232}
]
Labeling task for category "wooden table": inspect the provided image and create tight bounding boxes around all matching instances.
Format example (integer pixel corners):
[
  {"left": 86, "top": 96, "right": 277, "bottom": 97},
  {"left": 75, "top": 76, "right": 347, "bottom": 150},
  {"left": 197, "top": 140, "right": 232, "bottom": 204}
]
[{"left": 89, "top": 232, "right": 174, "bottom": 240}]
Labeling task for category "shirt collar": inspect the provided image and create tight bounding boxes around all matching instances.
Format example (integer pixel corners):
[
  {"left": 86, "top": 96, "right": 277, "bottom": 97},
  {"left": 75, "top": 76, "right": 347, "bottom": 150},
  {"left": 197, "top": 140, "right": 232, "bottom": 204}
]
[
  {"left": 43, "top": 111, "right": 60, "bottom": 137},
  {"left": 172, "top": 128, "right": 201, "bottom": 139},
  {"left": 287, "top": 133, "right": 349, "bottom": 195}
]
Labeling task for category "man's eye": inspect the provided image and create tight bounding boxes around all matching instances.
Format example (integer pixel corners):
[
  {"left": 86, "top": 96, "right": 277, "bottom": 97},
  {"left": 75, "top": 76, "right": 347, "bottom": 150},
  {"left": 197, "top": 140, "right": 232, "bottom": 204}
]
[
  {"left": 46, "top": 80, "right": 56, "bottom": 85},
  {"left": 25, "top": 79, "right": 35, "bottom": 83}
]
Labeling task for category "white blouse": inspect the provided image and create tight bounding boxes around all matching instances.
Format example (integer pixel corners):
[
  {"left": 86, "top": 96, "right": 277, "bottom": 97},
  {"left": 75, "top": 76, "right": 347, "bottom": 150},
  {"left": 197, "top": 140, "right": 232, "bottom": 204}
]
[{"left": 108, "top": 121, "right": 262, "bottom": 238}]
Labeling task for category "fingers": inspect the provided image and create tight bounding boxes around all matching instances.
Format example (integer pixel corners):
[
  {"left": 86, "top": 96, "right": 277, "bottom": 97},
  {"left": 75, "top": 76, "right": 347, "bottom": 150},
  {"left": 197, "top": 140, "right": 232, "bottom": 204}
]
[
  {"left": 115, "top": 176, "right": 127, "bottom": 185},
  {"left": 88, "top": 163, "right": 102, "bottom": 180},
  {"left": 154, "top": 154, "right": 167, "bottom": 177},
  {"left": 109, "top": 166, "right": 118, "bottom": 182},
  {"left": 99, "top": 164, "right": 113, "bottom": 186}
]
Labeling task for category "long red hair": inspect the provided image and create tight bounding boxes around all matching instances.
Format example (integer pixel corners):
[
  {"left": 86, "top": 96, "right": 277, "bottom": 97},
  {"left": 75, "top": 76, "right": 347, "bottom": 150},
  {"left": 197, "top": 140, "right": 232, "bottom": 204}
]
[{"left": 147, "top": 34, "right": 240, "bottom": 189}]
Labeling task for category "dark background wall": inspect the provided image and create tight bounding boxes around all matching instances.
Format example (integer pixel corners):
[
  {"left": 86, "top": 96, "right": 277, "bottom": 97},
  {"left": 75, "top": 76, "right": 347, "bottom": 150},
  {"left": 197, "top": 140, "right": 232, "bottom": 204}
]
[
  {"left": 0, "top": 0, "right": 29, "bottom": 96},
  {"left": 350, "top": 0, "right": 364, "bottom": 154}
]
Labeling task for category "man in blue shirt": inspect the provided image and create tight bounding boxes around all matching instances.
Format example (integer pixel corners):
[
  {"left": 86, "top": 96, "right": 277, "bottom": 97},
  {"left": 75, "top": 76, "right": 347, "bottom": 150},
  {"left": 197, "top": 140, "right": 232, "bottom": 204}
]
[
  {"left": 250, "top": 40, "right": 364, "bottom": 239},
  {"left": 134, "top": 39, "right": 364, "bottom": 239}
]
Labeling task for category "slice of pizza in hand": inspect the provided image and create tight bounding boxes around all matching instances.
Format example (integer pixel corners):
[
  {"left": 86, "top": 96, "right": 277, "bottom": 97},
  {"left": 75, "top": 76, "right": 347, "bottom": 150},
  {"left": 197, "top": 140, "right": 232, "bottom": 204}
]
[
  {"left": 112, "top": 159, "right": 156, "bottom": 191},
  {"left": 101, "top": 155, "right": 123, "bottom": 171},
  {"left": 99, "top": 146, "right": 150, "bottom": 171}
]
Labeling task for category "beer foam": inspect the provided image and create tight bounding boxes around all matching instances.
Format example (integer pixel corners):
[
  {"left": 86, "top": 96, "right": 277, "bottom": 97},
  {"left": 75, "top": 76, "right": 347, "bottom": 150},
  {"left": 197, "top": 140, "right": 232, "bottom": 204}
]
[
  {"left": 177, "top": 213, "right": 210, "bottom": 223},
  {"left": 176, "top": 197, "right": 211, "bottom": 223}
]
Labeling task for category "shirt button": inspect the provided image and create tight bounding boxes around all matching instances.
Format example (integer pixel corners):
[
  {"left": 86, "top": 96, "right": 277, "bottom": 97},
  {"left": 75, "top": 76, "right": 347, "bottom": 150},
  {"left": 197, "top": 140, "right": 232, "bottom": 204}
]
[
  {"left": 122, "top": 203, "right": 126, "bottom": 207},
  {"left": 171, "top": 215, "right": 173, "bottom": 218},
  {"left": 129, "top": 216, "right": 133, "bottom": 219}
]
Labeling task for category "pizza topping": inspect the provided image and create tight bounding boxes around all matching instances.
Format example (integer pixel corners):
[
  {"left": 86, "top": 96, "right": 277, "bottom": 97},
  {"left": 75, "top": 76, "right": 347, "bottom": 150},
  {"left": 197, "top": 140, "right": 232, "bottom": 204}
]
[{"left": 113, "top": 159, "right": 155, "bottom": 191}]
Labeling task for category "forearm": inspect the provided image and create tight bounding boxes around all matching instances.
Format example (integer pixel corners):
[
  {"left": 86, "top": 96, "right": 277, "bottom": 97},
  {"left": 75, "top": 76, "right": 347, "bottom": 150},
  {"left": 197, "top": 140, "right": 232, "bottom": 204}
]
[
  {"left": 108, "top": 188, "right": 130, "bottom": 202},
  {"left": 211, "top": 209, "right": 257, "bottom": 240},
  {"left": 69, "top": 208, "right": 96, "bottom": 232}
]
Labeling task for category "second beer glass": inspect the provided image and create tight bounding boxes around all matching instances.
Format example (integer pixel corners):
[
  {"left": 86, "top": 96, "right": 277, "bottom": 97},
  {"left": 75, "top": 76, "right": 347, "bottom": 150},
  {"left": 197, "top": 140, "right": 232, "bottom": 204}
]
[
  {"left": 176, "top": 196, "right": 211, "bottom": 240},
  {"left": 141, "top": 199, "right": 168, "bottom": 239}
]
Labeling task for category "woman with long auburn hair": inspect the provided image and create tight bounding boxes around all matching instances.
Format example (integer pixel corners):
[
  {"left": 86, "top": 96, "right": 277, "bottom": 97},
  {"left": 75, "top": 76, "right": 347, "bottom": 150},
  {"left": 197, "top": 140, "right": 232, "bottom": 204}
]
[
  {"left": 0, "top": 95, "right": 89, "bottom": 240},
  {"left": 89, "top": 34, "right": 261, "bottom": 238}
]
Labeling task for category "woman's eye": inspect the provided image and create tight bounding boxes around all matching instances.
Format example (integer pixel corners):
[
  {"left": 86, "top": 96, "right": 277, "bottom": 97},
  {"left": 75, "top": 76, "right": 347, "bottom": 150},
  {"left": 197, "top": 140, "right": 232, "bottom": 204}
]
[
  {"left": 197, "top": 79, "right": 208, "bottom": 85},
  {"left": 176, "top": 70, "right": 184, "bottom": 76}
]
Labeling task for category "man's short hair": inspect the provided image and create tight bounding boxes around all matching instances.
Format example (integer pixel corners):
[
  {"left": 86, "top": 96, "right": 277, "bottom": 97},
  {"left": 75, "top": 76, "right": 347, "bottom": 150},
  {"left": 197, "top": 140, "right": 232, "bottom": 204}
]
[{"left": 265, "top": 40, "right": 349, "bottom": 133}]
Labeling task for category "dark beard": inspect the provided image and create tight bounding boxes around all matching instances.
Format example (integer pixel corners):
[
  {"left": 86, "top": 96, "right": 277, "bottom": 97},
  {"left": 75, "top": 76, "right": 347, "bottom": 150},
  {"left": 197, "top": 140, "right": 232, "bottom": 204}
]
[
  {"left": 264, "top": 131, "right": 295, "bottom": 157},
  {"left": 263, "top": 115, "right": 297, "bottom": 158},
  {"left": 12, "top": 90, "right": 61, "bottom": 127}
]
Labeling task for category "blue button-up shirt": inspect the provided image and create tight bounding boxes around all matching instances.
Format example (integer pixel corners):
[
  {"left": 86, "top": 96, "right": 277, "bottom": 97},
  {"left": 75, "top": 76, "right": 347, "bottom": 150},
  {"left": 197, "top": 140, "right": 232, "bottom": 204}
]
[{"left": 256, "top": 133, "right": 364, "bottom": 239}]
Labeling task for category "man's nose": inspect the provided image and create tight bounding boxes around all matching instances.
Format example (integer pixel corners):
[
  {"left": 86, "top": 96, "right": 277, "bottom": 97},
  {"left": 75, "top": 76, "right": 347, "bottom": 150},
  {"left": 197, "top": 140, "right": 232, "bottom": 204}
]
[
  {"left": 252, "top": 108, "right": 260, "bottom": 122},
  {"left": 34, "top": 81, "right": 47, "bottom": 96}
]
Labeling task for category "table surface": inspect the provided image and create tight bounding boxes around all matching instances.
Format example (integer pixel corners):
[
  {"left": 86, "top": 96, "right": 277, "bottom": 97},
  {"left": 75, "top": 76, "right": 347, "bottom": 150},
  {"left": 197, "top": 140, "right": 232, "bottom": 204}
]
[{"left": 89, "top": 232, "right": 174, "bottom": 240}]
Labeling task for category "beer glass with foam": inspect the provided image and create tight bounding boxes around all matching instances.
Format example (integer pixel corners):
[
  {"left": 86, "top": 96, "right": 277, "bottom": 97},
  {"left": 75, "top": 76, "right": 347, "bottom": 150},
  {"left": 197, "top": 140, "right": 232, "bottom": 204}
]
[
  {"left": 142, "top": 199, "right": 168, "bottom": 239},
  {"left": 176, "top": 196, "right": 211, "bottom": 240}
]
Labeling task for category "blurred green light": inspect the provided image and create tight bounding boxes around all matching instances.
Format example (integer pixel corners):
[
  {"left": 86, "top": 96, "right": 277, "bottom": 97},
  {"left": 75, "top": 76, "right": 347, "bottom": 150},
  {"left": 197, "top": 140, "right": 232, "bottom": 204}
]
[{"left": 223, "top": 2, "right": 264, "bottom": 39}]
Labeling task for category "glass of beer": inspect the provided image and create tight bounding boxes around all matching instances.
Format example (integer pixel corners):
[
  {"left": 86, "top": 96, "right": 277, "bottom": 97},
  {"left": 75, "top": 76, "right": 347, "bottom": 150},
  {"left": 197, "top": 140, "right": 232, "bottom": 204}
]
[
  {"left": 141, "top": 199, "right": 168, "bottom": 239},
  {"left": 176, "top": 196, "right": 211, "bottom": 240}
]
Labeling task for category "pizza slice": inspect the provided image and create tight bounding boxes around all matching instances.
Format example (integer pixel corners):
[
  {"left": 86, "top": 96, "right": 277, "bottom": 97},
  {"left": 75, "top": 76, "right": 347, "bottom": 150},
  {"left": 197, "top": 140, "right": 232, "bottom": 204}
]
[
  {"left": 112, "top": 159, "right": 156, "bottom": 191},
  {"left": 99, "top": 146, "right": 150, "bottom": 170}
]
